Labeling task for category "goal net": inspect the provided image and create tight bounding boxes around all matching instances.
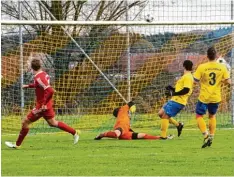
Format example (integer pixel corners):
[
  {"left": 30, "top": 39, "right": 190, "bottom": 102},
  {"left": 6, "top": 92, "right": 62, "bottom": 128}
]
[{"left": 1, "top": 0, "right": 234, "bottom": 134}]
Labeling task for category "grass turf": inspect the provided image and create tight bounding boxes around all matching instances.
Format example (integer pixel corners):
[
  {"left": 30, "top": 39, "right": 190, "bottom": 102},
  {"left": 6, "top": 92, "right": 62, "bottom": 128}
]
[{"left": 1, "top": 129, "right": 234, "bottom": 176}]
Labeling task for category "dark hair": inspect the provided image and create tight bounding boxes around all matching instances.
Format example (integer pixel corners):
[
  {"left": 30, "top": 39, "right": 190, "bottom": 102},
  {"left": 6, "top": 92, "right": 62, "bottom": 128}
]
[
  {"left": 183, "top": 60, "right": 193, "bottom": 71},
  {"left": 207, "top": 47, "right": 217, "bottom": 60},
  {"left": 113, "top": 107, "right": 120, "bottom": 117},
  {"left": 31, "top": 58, "right": 41, "bottom": 71},
  {"left": 127, "top": 101, "right": 135, "bottom": 108}
]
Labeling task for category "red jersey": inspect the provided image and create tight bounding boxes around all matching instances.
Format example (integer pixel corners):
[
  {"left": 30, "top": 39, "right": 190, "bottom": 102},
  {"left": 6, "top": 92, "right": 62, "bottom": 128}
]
[{"left": 30, "top": 71, "right": 53, "bottom": 109}]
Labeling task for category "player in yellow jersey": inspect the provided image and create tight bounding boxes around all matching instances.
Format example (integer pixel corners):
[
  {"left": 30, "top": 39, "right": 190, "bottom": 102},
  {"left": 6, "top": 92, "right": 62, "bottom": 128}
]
[
  {"left": 193, "top": 47, "right": 231, "bottom": 148},
  {"left": 158, "top": 60, "right": 194, "bottom": 139}
]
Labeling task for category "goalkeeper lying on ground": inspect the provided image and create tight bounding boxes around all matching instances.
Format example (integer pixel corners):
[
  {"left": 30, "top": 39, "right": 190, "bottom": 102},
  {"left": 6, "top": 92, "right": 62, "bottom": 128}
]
[{"left": 94, "top": 101, "right": 173, "bottom": 140}]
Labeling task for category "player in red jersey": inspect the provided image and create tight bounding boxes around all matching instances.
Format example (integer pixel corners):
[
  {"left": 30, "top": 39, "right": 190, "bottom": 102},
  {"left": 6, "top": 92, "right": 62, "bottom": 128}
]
[
  {"left": 5, "top": 57, "right": 80, "bottom": 149},
  {"left": 94, "top": 102, "right": 174, "bottom": 140}
]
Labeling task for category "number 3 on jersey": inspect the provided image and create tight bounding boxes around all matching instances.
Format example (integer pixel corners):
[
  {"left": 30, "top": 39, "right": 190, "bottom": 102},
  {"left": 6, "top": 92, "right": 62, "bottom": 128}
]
[{"left": 209, "top": 72, "right": 216, "bottom": 85}]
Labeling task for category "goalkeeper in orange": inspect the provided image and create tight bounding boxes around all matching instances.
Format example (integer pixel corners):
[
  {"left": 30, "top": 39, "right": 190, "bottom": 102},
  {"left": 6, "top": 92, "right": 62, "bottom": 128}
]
[
  {"left": 94, "top": 102, "right": 173, "bottom": 140},
  {"left": 193, "top": 47, "right": 232, "bottom": 148}
]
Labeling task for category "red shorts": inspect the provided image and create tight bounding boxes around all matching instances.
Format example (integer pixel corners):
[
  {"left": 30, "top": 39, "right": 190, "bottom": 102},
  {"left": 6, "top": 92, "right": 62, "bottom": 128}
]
[
  {"left": 114, "top": 124, "right": 129, "bottom": 134},
  {"left": 27, "top": 107, "right": 55, "bottom": 122},
  {"left": 119, "top": 131, "right": 133, "bottom": 140},
  {"left": 114, "top": 125, "right": 133, "bottom": 140}
]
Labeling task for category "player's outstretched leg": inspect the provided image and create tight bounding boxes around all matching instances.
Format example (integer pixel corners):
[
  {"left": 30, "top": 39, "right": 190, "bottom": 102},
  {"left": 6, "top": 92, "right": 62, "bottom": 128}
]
[
  {"left": 5, "top": 128, "right": 29, "bottom": 149},
  {"left": 136, "top": 133, "right": 174, "bottom": 140},
  {"left": 5, "top": 118, "right": 31, "bottom": 149},
  {"left": 143, "top": 134, "right": 161, "bottom": 139},
  {"left": 137, "top": 133, "right": 161, "bottom": 140},
  {"left": 94, "top": 133, "right": 105, "bottom": 140},
  {"left": 94, "top": 129, "right": 121, "bottom": 140},
  {"left": 94, "top": 131, "right": 118, "bottom": 140},
  {"left": 46, "top": 118, "right": 80, "bottom": 144}
]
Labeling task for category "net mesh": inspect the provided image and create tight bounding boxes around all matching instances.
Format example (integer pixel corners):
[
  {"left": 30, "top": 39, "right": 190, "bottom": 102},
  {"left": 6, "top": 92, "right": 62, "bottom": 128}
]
[{"left": 1, "top": 0, "right": 234, "bottom": 134}]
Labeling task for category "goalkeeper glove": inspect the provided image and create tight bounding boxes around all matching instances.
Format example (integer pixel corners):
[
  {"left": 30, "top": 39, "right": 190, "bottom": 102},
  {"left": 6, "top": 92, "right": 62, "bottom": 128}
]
[
  {"left": 165, "top": 85, "right": 175, "bottom": 91},
  {"left": 165, "top": 89, "right": 174, "bottom": 97},
  {"left": 165, "top": 85, "right": 175, "bottom": 97}
]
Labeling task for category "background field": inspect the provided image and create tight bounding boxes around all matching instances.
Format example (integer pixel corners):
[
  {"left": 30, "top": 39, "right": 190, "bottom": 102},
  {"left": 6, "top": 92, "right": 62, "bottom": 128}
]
[{"left": 2, "top": 129, "right": 234, "bottom": 176}]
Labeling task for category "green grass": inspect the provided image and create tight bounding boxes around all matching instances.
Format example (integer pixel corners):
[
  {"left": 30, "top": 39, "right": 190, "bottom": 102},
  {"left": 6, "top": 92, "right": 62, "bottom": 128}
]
[
  {"left": 2, "top": 129, "right": 234, "bottom": 176},
  {"left": 2, "top": 112, "right": 233, "bottom": 135}
]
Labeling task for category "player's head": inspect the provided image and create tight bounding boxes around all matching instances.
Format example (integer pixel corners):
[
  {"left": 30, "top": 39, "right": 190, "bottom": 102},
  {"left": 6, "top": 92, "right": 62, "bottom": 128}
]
[
  {"left": 207, "top": 47, "right": 217, "bottom": 61},
  {"left": 127, "top": 101, "right": 136, "bottom": 113},
  {"left": 113, "top": 107, "right": 120, "bottom": 117},
  {"left": 183, "top": 60, "right": 193, "bottom": 71},
  {"left": 31, "top": 58, "right": 42, "bottom": 71},
  {"left": 112, "top": 101, "right": 136, "bottom": 117}
]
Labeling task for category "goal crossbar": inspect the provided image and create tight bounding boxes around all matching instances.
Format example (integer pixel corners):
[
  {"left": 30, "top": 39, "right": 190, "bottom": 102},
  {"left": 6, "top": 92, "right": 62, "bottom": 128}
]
[{"left": 1, "top": 20, "right": 234, "bottom": 25}]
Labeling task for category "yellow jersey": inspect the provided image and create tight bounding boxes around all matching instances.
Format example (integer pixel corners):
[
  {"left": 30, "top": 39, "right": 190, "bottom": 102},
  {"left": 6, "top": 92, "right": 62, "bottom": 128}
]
[
  {"left": 171, "top": 72, "right": 194, "bottom": 105},
  {"left": 193, "top": 61, "right": 230, "bottom": 103}
]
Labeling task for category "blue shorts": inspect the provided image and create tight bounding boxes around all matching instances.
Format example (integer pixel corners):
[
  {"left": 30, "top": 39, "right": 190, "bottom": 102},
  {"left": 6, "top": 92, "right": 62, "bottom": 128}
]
[
  {"left": 195, "top": 100, "right": 219, "bottom": 115},
  {"left": 163, "top": 100, "right": 184, "bottom": 117}
]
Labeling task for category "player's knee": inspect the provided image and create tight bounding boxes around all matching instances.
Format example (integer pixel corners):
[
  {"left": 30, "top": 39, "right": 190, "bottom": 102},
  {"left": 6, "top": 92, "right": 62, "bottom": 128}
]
[
  {"left": 115, "top": 130, "right": 121, "bottom": 137},
  {"left": 158, "top": 112, "right": 168, "bottom": 119},
  {"left": 209, "top": 114, "right": 216, "bottom": 119},
  {"left": 21, "top": 118, "right": 30, "bottom": 128},
  {"left": 48, "top": 122, "right": 57, "bottom": 127},
  {"left": 196, "top": 114, "right": 203, "bottom": 119},
  {"left": 158, "top": 111, "right": 163, "bottom": 118},
  {"left": 47, "top": 119, "right": 58, "bottom": 127},
  {"left": 114, "top": 128, "right": 122, "bottom": 137},
  {"left": 48, "top": 123, "right": 54, "bottom": 127}
]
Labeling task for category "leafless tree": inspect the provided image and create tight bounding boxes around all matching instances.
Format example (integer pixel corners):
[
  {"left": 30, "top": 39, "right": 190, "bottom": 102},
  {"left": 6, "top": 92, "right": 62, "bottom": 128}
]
[{"left": 1, "top": 0, "right": 146, "bottom": 35}]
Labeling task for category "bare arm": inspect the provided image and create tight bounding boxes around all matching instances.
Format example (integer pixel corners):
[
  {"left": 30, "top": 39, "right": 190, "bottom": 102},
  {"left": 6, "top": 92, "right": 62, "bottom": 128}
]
[
  {"left": 22, "top": 84, "right": 35, "bottom": 88},
  {"left": 223, "top": 79, "right": 234, "bottom": 91},
  {"left": 224, "top": 78, "right": 232, "bottom": 85}
]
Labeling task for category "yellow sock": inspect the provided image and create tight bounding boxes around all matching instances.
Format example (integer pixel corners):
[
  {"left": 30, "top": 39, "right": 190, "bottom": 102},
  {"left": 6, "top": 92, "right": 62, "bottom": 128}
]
[
  {"left": 169, "top": 118, "right": 179, "bottom": 126},
  {"left": 196, "top": 117, "right": 208, "bottom": 138},
  {"left": 161, "top": 118, "right": 169, "bottom": 138},
  {"left": 209, "top": 117, "right": 216, "bottom": 136}
]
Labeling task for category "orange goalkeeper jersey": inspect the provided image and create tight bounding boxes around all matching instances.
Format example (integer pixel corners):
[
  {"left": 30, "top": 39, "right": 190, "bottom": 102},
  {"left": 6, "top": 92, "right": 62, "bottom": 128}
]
[{"left": 114, "top": 104, "right": 130, "bottom": 132}]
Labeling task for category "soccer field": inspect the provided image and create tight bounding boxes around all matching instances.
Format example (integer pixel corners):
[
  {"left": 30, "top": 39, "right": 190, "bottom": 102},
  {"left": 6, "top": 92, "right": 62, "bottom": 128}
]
[
  {"left": 2, "top": 1, "right": 234, "bottom": 176},
  {"left": 2, "top": 129, "right": 234, "bottom": 176}
]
